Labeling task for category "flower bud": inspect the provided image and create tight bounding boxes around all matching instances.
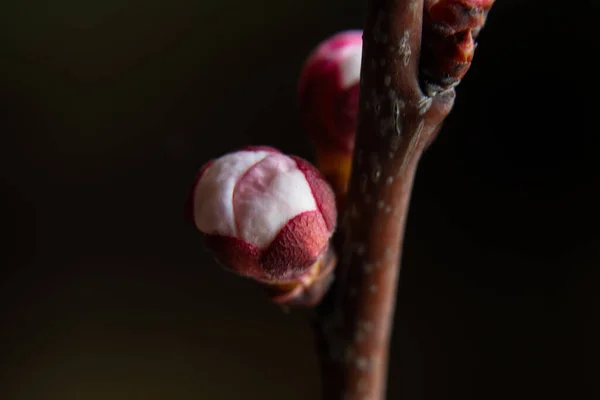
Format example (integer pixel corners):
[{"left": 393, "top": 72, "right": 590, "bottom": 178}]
[
  {"left": 298, "top": 30, "right": 362, "bottom": 153},
  {"left": 189, "top": 146, "right": 337, "bottom": 283},
  {"left": 422, "top": 0, "right": 495, "bottom": 93},
  {"left": 297, "top": 30, "right": 363, "bottom": 206}
]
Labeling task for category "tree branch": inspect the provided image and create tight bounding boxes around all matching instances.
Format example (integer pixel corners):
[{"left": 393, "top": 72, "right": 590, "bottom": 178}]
[{"left": 313, "top": 1, "right": 495, "bottom": 399}]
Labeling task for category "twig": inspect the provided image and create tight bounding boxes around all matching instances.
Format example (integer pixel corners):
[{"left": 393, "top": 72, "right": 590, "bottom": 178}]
[{"left": 313, "top": 1, "right": 495, "bottom": 399}]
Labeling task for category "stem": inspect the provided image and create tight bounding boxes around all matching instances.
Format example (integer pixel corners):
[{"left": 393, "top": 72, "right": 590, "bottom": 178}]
[
  {"left": 311, "top": 1, "right": 496, "bottom": 398},
  {"left": 313, "top": 0, "right": 455, "bottom": 399}
]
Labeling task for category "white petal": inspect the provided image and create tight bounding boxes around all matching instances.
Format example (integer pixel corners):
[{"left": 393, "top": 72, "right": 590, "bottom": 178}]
[
  {"left": 234, "top": 154, "right": 317, "bottom": 249},
  {"left": 193, "top": 150, "right": 272, "bottom": 238},
  {"left": 338, "top": 44, "right": 362, "bottom": 89}
]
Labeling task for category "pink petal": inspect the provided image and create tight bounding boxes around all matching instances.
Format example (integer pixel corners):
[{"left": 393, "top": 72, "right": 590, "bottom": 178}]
[
  {"left": 291, "top": 156, "right": 337, "bottom": 232},
  {"left": 233, "top": 153, "right": 318, "bottom": 249}
]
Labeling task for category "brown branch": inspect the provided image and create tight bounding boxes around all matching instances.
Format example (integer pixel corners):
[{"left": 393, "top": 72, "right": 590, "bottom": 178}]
[{"left": 312, "top": 1, "right": 495, "bottom": 399}]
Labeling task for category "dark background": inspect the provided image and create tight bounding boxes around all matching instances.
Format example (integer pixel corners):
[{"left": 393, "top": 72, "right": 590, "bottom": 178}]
[{"left": 1, "top": 1, "right": 598, "bottom": 399}]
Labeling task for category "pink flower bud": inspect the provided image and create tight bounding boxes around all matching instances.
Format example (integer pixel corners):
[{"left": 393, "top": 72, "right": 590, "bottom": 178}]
[
  {"left": 189, "top": 146, "right": 337, "bottom": 283},
  {"left": 298, "top": 30, "right": 363, "bottom": 153}
]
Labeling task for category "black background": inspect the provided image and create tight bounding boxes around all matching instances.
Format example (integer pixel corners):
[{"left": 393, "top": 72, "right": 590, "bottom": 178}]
[{"left": 1, "top": 1, "right": 598, "bottom": 399}]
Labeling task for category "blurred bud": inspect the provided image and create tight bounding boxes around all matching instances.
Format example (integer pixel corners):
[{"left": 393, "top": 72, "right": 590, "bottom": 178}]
[
  {"left": 422, "top": 0, "right": 495, "bottom": 94},
  {"left": 189, "top": 146, "right": 337, "bottom": 285},
  {"left": 298, "top": 30, "right": 362, "bottom": 153},
  {"left": 297, "top": 30, "right": 363, "bottom": 207}
]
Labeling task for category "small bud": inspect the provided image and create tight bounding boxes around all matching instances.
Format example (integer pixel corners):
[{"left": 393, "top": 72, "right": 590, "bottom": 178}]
[
  {"left": 298, "top": 30, "right": 363, "bottom": 154},
  {"left": 189, "top": 146, "right": 337, "bottom": 284},
  {"left": 422, "top": 0, "right": 495, "bottom": 90},
  {"left": 297, "top": 31, "right": 363, "bottom": 207}
]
